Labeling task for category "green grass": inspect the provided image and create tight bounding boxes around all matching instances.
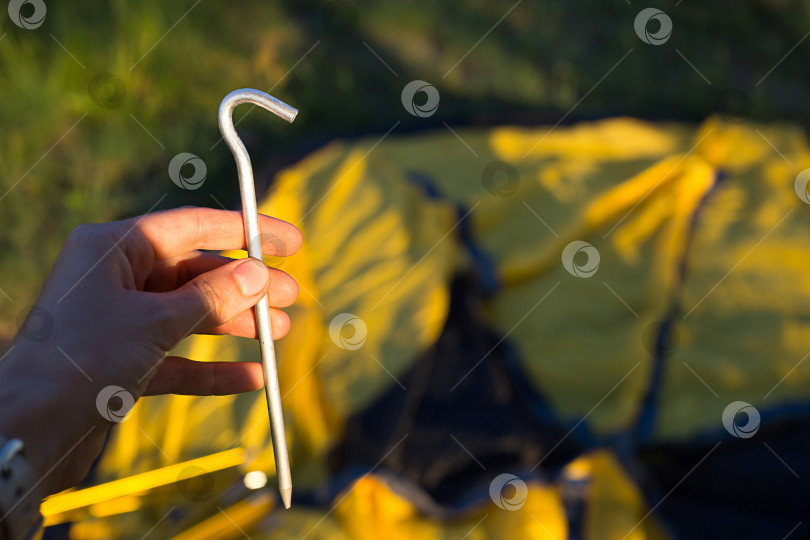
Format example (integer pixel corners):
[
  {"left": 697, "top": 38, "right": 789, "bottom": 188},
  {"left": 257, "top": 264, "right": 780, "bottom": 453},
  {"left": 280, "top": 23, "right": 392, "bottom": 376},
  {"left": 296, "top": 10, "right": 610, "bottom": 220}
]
[{"left": 1, "top": 0, "right": 809, "bottom": 341}]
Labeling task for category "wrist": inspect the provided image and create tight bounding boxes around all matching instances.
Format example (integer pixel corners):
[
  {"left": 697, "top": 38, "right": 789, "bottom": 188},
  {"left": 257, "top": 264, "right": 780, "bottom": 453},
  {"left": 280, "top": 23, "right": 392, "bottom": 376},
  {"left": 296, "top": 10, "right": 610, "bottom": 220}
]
[
  {"left": 0, "top": 343, "right": 74, "bottom": 492},
  {"left": 0, "top": 435, "right": 43, "bottom": 540}
]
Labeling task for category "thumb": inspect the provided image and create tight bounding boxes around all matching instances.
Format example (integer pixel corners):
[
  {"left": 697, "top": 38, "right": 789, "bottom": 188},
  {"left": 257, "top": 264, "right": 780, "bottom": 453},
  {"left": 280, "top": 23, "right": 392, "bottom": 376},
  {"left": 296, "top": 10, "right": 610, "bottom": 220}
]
[{"left": 168, "top": 257, "right": 270, "bottom": 338}]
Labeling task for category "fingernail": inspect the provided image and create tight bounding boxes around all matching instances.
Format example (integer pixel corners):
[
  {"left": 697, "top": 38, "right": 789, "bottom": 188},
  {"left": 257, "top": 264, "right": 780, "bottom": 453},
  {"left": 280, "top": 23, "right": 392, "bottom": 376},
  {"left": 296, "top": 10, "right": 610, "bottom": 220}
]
[{"left": 234, "top": 258, "right": 269, "bottom": 296}]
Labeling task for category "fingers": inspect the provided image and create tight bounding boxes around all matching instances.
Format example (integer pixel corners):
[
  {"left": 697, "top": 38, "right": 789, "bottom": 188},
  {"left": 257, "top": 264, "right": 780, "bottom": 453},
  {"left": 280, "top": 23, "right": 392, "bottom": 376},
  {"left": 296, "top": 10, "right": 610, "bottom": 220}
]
[
  {"left": 167, "top": 257, "right": 268, "bottom": 336},
  {"left": 151, "top": 252, "right": 295, "bottom": 338},
  {"left": 205, "top": 307, "right": 291, "bottom": 339},
  {"left": 129, "top": 207, "right": 302, "bottom": 260},
  {"left": 146, "top": 252, "right": 298, "bottom": 308},
  {"left": 143, "top": 356, "right": 264, "bottom": 396},
  {"left": 145, "top": 251, "right": 230, "bottom": 292}
]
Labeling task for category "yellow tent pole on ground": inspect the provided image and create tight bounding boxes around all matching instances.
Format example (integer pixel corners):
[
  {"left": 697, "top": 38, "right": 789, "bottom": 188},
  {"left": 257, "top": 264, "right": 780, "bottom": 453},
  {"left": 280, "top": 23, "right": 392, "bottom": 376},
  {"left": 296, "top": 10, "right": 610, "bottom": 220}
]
[{"left": 41, "top": 448, "right": 245, "bottom": 525}]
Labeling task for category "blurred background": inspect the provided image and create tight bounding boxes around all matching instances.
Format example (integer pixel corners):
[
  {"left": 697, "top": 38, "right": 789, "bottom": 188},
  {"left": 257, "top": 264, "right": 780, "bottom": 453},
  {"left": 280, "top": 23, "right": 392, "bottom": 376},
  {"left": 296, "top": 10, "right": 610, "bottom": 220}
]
[
  {"left": 3, "top": 0, "right": 810, "bottom": 539},
  {"left": 3, "top": 0, "right": 810, "bottom": 340}
]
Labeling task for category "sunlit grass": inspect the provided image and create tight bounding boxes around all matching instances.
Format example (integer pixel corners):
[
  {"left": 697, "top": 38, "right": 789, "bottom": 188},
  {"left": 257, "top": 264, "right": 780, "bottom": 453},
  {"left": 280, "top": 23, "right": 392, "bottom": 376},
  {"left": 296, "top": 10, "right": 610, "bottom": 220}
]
[{"left": 1, "top": 0, "right": 808, "bottom": 340}]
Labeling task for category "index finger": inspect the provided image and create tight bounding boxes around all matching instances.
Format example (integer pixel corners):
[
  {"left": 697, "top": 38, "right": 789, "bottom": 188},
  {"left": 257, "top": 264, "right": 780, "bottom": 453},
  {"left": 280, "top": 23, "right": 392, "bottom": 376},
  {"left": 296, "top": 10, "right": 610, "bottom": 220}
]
[{"left": 129, "top": 206, "right": 302, "bottom": 260}]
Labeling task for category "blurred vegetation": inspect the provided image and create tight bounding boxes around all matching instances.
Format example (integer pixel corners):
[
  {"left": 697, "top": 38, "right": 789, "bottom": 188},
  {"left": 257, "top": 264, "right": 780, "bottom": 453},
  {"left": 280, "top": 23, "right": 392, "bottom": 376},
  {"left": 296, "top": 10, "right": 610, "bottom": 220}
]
[{"left": 1, "top": 0, "right": 810, "bottom": 341}]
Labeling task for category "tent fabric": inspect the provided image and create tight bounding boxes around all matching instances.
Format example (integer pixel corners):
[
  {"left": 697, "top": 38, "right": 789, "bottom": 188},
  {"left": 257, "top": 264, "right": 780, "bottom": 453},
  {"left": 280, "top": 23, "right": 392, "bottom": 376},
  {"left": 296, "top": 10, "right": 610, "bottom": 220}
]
[{"left": 42, "top": 117, "right": 810, "bottom": 539}]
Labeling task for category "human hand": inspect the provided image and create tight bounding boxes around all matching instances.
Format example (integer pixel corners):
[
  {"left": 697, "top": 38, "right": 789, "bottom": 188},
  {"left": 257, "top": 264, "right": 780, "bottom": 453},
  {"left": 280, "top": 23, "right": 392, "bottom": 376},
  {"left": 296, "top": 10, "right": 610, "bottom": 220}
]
[{"left": 0, "top": 206, "right": 301, "bottom": 497}]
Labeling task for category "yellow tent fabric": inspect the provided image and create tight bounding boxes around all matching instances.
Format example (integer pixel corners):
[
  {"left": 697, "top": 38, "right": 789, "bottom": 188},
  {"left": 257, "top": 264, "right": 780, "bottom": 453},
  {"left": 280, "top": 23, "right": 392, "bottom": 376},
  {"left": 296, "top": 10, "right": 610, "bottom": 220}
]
[
  {"left": 372, "top": 118, "right": 703, "bottom": 435},
  {"left": 656, "top": 121, "right": 810, "bottom": 440},
  {"left": 43, "top": 117, "right": 810, "bottom": 539}
]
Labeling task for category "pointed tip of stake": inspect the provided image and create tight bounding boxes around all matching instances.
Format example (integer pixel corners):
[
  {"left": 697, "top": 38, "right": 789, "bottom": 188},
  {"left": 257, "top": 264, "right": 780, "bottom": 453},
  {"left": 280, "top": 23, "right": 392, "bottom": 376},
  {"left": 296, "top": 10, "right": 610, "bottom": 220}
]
[{"left": 280, "top": 485, "right": 292, "bottom": 509}]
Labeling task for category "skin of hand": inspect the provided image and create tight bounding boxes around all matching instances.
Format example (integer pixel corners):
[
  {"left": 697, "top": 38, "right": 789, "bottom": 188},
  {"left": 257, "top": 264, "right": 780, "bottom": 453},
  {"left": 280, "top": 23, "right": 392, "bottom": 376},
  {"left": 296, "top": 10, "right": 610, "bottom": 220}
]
[{"left": 0, "top": 206, "right": 302, "bottom": 497}]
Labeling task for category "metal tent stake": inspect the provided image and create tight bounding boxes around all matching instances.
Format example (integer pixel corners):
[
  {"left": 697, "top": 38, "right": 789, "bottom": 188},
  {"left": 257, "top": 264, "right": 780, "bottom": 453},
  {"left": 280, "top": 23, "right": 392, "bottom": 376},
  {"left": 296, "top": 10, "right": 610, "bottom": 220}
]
[{"left": 218, "top": 89, "right": 297, "bottom": 509}]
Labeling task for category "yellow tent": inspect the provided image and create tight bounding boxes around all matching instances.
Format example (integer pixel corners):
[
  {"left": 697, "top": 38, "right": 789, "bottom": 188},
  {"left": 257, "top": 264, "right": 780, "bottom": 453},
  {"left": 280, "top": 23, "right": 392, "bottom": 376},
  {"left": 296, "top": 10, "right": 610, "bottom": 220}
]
[{"left": 42, "top": 117, "right": 810, "bottom": 539}]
